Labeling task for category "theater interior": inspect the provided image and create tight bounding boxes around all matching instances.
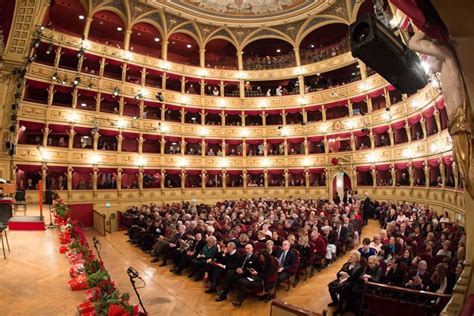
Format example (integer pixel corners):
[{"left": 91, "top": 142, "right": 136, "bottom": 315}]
[{"left": 0, "top": 0, "right": 473, "bottom": 315}]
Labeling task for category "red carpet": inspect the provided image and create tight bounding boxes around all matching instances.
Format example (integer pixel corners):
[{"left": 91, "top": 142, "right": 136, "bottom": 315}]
[{"left": 8, "top": 216, "right": 45, "bottom": 230}]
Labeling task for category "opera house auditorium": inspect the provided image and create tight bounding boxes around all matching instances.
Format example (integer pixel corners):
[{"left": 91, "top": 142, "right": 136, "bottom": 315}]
[{"left": 0, "top": 0, "right": 473, "bottom": 315}]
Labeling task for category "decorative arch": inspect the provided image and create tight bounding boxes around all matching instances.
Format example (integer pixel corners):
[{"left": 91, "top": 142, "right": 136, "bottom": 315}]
[
  {"left": 329, "top": 168, "right": 353, "bottom": 202},
  {"left": 168, "top": 28, "right": 202, "bottom": 50},
  {"left": 168, "top": 22, "right": 203, "bottom": 45},
  {"left": 240, "top": 27, "right": 295, "bottom": 50},
  {"left": 90, "top": 6, "right": 129, "bottom": 29},
  {"left": 131, "top": 17, "right": 165, "bottom": 42},
  {"left": 204, "top": 27, "right": 238, "bottom": 48},
  {"left": 296, "top": 18, "right": 349, "bottom": 48}
]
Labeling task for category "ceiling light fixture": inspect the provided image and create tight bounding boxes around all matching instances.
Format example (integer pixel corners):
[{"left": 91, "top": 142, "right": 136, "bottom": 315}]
[
  {"left": 79, "top": 15, "right": 85, "bottom": 20},
  {"left": 112, "top": 87, "right": 120, "bottom": 97},
  {"left": 72, "top": 77, "right": 81, "bottom": 87},
  {"left": 154, "top": 37, "right": 160, "bottom": 42},
  {"left": 276, "top": 49, "right": 281, "bottom": 53},
  {"left": 117, "top": 27, "right": 123, "bottom": 31},
  {"left": 186, "top": 44, "right": 192, "bottom": 48}
]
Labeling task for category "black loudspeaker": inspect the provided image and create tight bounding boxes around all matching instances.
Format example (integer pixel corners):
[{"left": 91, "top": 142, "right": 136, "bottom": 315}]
[
  {"left": 44, "top": 190, "right": 54, "bottom": 204},
  {"left": 350, "top": 13, "right": 427, "bottom": 94}
]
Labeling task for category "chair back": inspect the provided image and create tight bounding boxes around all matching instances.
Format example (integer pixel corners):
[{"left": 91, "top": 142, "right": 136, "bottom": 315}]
[{"left": 14, "top": 190, "right": 26, "bottom": 202}]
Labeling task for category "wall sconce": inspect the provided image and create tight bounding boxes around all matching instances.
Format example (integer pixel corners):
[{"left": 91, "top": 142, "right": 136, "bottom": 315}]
[
  {"left": 37, "top": 146, "right": 50, "bottom": 161},
  {"left": 359, "top": 82, "right": 368, "bottom": 90},
  {"left": 90, "top": 153, "right": 101, "bottom": 165},
  {"left": 345, "top": 120, "right": 356, "bottom": 129},
  {"left": 259, "top": 99, "right": 268, "bottom": 108},
  {"left": 197, "top": 69, "right": 208, "bottom": 77},
  {"left": 67, "top": 111, "right": 79, "bottom": 123},
  {"left": 159, "top": 123, "right": 169, "bottom": 133},
  {"left": 136, "top": 156, "right": 147, "bottom": 167},
  {"left": 411, "top": 99, "right": 423, "bottom": 108},
  {"left": 218, "top": 98, "right": 227, "bottom": 108},
  {"left": 161, "top": 61, "right": 171, "bottom": 70},
  {"left": 115, "top": 119, "right": 127, "bottom": 129},
  {"left": 219, "top": 158, "right": 229, "bottom": 169},
  {"left": 303, "top": 157, "right": 312, "bottom": 167},
  {"left": 177, "top": 157, "right": 188, "bottom": 168},
  {"left": 113, "top": 87, "right": 121, "bottom": 97},
  {"left": 430, "top": 143, "right": 439, "bottom": 153},
  {"left": 199, "top": 127, "right": 209, "bottom": 137},
  {"left": 367, "top": 152, "right": 377, "bottom": 163},
  {"left": 403, "top": 148, "right": 414, "bottom": 159},
  {"left": 262, "top": 158, "right": 271, "bottom": 168},
  {"left": 280, "top": 126, "right": 289, "bottom": 137},
  {"left": 81, "top": 39, "right": 90, "bottom": 49},
  {"left": 124, "top": 51, "right": 132, "bottom": 60},
  {"left": 240, "top": 128, "right": 249, "bottom": 138}
]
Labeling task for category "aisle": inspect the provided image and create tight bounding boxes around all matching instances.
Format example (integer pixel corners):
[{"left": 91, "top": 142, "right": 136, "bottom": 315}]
[{"left": 0, "top": 220, "right": 380, "bottom": 316}]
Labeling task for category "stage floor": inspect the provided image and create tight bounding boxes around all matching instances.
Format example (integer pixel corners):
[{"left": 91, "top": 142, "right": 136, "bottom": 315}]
[{"left": 0, "top": 218, "right": 379, "bottom": 316}]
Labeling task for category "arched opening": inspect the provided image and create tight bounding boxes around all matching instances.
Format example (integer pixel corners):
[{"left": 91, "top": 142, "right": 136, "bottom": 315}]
[
  {"left": 89, "top": 10, "right": 125, "bottom": 48},
  {"left": 129, "top": 22, "right": 162, "bottom": 58},
  {"left": 44, "top": 0, "right": 86, "bottom": 37},
  {"left": 167, "top": 32, "right": 199, "bottom": 66},
  {"left": 332, "top": 172, "right": 352, "bottom": 202},
  {"left": 243, "top": 38, "right": 295, "bottom": 70},
  {"left": 299, "top": 23, "right": 350, "bottom": 65},
  {"left": 205, "top": 38, "right": 237, "bottom": 69}
]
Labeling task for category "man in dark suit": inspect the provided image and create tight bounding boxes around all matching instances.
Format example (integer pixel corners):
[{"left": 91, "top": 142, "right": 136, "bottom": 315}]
[
  {"left": 171, "top": 232, "right": 205, "bottom": 275},
  {"left": 275, "top": 240, "right": 297, "bottom": 287},
  {"left": 384, "top": 256, "right": 406, "bottom": 287},
  {"left": 205, "top": 242, "right": 241, "bottom": 294},
  {"left": 215, "top": 243, "right": 259, "bottom": 302},
  {"left": 334, "top": 221, "right": 348, "bottom": 256},
  {"left": 152, "top": 224, "right": 187, "bottom": 266},
  {"left": 362, "top": 192, "right": 372, "bottom": 226}
]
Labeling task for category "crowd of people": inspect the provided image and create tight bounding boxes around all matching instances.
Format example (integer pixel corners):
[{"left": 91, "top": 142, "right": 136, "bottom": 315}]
[
  {"left": 122, "top": 195, "right": 463, "bottom": 311},
  {"left": 327, "top": 202, "right": 464, "bottom": 314},
  {"left": 123, "top": 195, "right": 368, "bottom": 307}
]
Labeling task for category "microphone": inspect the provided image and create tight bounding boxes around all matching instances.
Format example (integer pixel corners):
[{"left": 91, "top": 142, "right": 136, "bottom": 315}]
[{"left": 127, "top": 267, "right": 139, "bottom": 279}]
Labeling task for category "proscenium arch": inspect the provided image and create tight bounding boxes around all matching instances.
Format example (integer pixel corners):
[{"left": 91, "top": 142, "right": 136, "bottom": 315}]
[{"left": 295, "top": 19, "right": 350, "bottom": 49}]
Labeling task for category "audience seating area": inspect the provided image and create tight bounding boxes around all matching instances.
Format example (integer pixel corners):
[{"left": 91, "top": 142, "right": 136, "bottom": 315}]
[{"left": 119, "top": 195, "right": 462, "bottom": 312}]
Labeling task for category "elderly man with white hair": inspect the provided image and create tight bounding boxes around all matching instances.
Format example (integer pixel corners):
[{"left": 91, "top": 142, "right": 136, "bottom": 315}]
[{"left": 322, "top": 225, "right": 337, "bottom": 264}]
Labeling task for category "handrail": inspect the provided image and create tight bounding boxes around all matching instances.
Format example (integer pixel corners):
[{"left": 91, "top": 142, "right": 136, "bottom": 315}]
[
  {"left": 360, "top": 281, "right": 452, "bottom": 316},
  {"left": 270, "top": 299, "right": 321, "bottom": 316}
]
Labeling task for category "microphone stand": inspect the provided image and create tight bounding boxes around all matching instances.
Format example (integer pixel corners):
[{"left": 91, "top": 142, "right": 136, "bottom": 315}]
[
  {"left": 127, "top": 267, "right": 147, "bottom": 314},
  {"left": 92, "top": 237, "right": 102, "bottom": 261}
]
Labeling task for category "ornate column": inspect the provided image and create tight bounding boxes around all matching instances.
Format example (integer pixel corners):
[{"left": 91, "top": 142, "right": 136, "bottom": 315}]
[
  {"left": 348, "top": 100, "right": 353, "bottom": 117},
  {"left": 138, "top": 133, "right": 144, "bottom": 154},
  {"left": 369, "top": 130, "right": 375, "bottom": 150},
  {"left": 180, "top": 169, "right": 186, "bottom": 191},
  {"left": 388, "top": 127, "right": 394, "bottom": 146},
  {"left": 304, "top": 168, "right": 310, "bottom": 188},
  {"left": 67, "top": 167, "right": 73, "bottom": 192},
  {"left": 221, "top": 111, "right": 226, "bottom": 126},
  {"left": 221, "top": 139, "right": 226, "bottom": 156},
  {"left": 68, "top": 127, "right": 75, "bottom": 149},
  {"left": 408, "top": 163, "right": 414, "bottom": 187},
  {"left": 99, "top": 57, "right": 106, "bottom": 78},
  {"left": 42, "top": 124, "right": 50, "bottom": 147},
  {"left": 262, "top": 112, "right": 267, "bottom": 126},
  {"left": 160, "top": 169, "right": 166, "bottom": 189},
  {"left": 242, "top": 170, "right": 248, "bottom": 189},
  {"left": 201, "top": 170, "right": 207, "bottom": 190},
  {"left": 53, "top": 46, "right": 62, "bottom": 68},
  {"left": 83, "top": 17, "right": 93, "bottom": 39},
  {"left": 138, "top": 168, "right": 144, "bottom": 191},
  {"left": 160, "top": 136, "right": 165, "bottom": 154},
  {"left": 302, "top": 108, "right": 307, "bottom": 124},
  {"left": 350, "top": 134, "right": 356, "bottom": 151},
  {"left": 424, "top": 162, "right": 430, "bottom": 188},
  {"left": 370, "top": 166, "right": 377, "bottom": 187},
  {"left": 284, "top": 169, "right": 289, "bottom": 188},
  {"left": 41, "top": 163, "right": 48, "bottom": 190},
  {"left": 321, "top": 106, "right": 327, "bottom": 121},
  {"left": 405, "top": 122, "right": 412, "bottom": 143},
  {"left": 201, "top": 139, "right": 206, "bottom": 157},
  {"left": 282, "top": 110, "right": 286, "bottom": 125},
  {"left": 239, "top": 79, "right": 245, "bottom": 99},
  {"left": 283, "top": 139, "right": 288, "bottom": 156},
  {"left": 201, "top": 109, "right": 206, "bottom": 125},
  {"left": 452, "top": 161, "right": 459, "bottom": 189},
  {"left": 439, "top": 158, "right": 446, "bottom": 187},
  {"left": 236, "top": 51, "right": 243, "bottom": 70},
  {"left": 161, "top": 41, "right": 169, "bottom": 60},
  {"left": 181, "top": 137, "right": 186, "bottom": 155},
  {"left": 263, "top": 140, "right": 268, "bottom": 157},
  {"left": 222, "top": 170, "right": 227, "bottom": 189},
  {"left": 242, "top": 140, "right": 247, "bottom": 157},
  {"left": 117, "top": 132, "right": 123, "bottom": 152},
  {"left": 420, "top": 117, "right": 427, "bottom": 139},
  {"left": 181, "top": 107, "right": 185, "bottom": 124},
  {"left": 92, "top": 167, "right": 98, "bottom": 192},
  {"left": 10, "top": 163, "right": 16, "bottom": 184},
  {"left": 264, "top": 169, "right": 269, "bottom": 188},
  {"left": 304, "top": 137, "right": 309, "bottom": 155},
  {"left": 293, "top": 47, "right": 301, "bottom": 66},
  {"left": 117, "top": 168, "right": 123, "bottom": 191},
  {"left": 323, "top": 137, "right": 329, "bottom": 154},
  {"left": 434, "top": 109, "right": 441, "bottom": 133},
  {"left": 366, "top": 95, "right": 373, "bottom": 113},
  {"left": 384, "top": 88, "right": 391, "bottom": 107},
  {"left": 390, "top": 164, "right": 396, "bottom": 187},
  {"left": 72, "top": 88, "right": 79, "bottom": 109},
  {"left": 181, "top": 76, "right": 186, "bottom": 94},
  {"left": 199, "top": 48, "right": 206, "bottom": 67},
  {"left": 93, "top": 132, "right": 100, "bottom": 151}
]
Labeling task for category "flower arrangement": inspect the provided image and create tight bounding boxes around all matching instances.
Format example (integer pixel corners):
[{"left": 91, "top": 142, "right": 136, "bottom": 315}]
[{"left": 52, "top": 194, "right": 138, "bottom": 316}]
